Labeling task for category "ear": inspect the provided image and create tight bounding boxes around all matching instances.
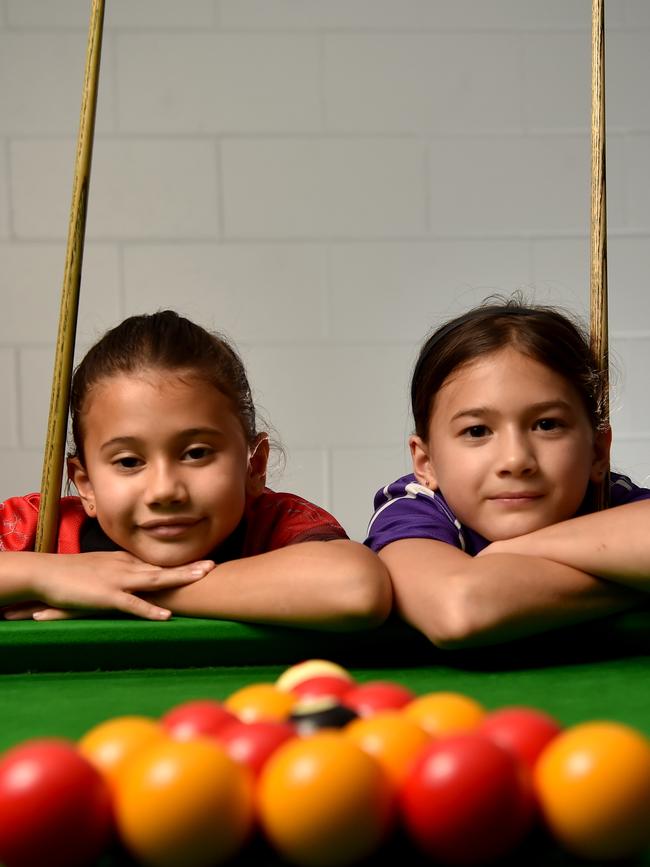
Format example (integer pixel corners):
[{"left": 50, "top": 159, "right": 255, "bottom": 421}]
[
  {"left": 590, "top": 425, "right": 612, "bottom": 483},
  {"left": 409, "top": 435, "right": 439, "bottom": 490},
  {"left": 67, "top": 457, "right": 97, "bottom": 517},
  {"left": 246, "top": 433, "right": 270, "bottom": 497}
]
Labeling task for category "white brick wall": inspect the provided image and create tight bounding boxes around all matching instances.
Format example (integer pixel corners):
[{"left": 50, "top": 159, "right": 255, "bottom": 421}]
[{"left": 1, "top": 0, "right": 649, "bottom": 542}]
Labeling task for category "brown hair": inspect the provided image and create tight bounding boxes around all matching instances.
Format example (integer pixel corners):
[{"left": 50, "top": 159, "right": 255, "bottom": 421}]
[
  {"left": 70, "top": 310, "right": 258, "bottom": 464},
  {"left": 411, "top": 297, "right": 605, "bottom": 439}
]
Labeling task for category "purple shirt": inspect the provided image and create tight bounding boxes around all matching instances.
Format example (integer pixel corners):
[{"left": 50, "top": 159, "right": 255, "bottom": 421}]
[{"left": 365, "top": 473, "right": 650, "bottom": 555}]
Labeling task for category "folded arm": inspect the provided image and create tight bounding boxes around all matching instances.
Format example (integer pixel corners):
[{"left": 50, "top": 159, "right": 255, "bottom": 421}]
[
  {"left": 480, "top": 500, "right": 650, "bottom": 591},
  {"left": 379, "top": 538, "right": 642, "bottom": 649},
  {"left": 143, "top": 540, "right": 392, "bottom": 631}
]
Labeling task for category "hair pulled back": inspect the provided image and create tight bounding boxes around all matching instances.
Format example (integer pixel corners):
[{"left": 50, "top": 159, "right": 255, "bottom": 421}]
[
  {"left": 70, "top": 310, "right": 257, "bottom": 464},
  {"left": 411, "top": 297, "right": 606, "bottom": 439}
]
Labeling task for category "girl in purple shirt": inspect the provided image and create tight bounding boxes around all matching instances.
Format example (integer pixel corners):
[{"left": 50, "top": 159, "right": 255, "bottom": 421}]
[{"left": 365, "top": 299, "right": 650, "bottom": 648}]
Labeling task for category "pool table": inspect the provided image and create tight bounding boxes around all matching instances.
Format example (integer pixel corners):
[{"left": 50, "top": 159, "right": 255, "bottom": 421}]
[{"left": 1, "top": 610, "right": 649, "bottom": 866}]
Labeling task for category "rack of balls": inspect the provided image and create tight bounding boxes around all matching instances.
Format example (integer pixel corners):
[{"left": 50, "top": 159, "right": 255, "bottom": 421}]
[{"left": 1, "top": 658, "right": 649, "bottom": 867}]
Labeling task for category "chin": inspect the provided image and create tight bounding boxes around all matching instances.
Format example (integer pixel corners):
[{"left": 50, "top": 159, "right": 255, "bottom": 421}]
[{"left": 135, "top": 547, "right": 210, "bottom": 569}]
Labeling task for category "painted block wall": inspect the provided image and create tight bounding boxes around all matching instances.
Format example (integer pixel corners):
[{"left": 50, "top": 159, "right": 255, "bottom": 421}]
[{"left": 1, "top": 0, "right": 649, "bottom": 541}]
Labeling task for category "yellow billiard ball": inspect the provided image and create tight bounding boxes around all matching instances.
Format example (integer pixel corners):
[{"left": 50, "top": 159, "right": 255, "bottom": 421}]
[
  {"left": 114, "top": 737, "right": 254, "bottom": 867},
  {"left": 224, "top": 682, "right": 297, "bottom": 723},
  {"left": 78, "top": 715, "right": 166, "bottom": 791},
  {"left": 535, "top": 720, "right": 650, "bottom": 860},
  {"left": 403, "top": 692, "right": 486, "bottom": 737},
  {"left": 258, "top": 731, "right": 394, "bottom": 867}
]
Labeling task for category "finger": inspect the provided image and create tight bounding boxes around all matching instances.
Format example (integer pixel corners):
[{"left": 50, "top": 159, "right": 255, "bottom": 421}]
[
  {"left": 130, "top": 560, "right": 215, "bottom": 590},
  {"left": 4, "top": 605, "right": 47, "bottom": 620},
  {"left": 115, "top": 593, "right": 172, "bottom": 621},
  {"left": 33, "top": 608, "right": 80, "bottom": 622}
]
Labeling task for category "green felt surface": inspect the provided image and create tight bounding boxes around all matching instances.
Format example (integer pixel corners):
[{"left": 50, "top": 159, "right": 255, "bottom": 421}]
[
  {"left": 2, "top": 611, "right": 649, "bottom": 866},
  {"left": 1, "top": 608, "right": 649, "bottom": 673},
  {"left": 0, "top": 615, "right": 429, "bottom": 673},
  {"left": 2, "top": 655, "right": 650, "bottom": 753}
]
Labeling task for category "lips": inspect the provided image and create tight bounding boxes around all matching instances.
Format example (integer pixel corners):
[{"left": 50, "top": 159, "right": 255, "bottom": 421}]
[
  {"left": 488, "top": 492, "right": 542, "bottom": 503},
  {"left": 139, "top": 518, "right": 202, "bottom": 538}
]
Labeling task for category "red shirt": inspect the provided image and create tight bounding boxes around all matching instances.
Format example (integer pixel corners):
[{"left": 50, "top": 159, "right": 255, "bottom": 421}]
[{"left": 0, "top": 490, "right": 347, "bottom": 558}]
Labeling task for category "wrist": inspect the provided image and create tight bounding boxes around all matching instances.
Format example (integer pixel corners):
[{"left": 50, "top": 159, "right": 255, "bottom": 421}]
[{"left": 1, "top": 551, "right": 48, "bottom": 602}]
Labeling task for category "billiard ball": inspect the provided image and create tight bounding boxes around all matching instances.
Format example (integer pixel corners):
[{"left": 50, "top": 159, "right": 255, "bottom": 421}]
[
  {"left": 289, "top": 698, "right": 358, "bottom": 735},
  {"left": 114, "top": 736, "right": 254, "bottom": 867},
  {"left": 161, "top": 699, "right": 238, "bottom": 741},
  {"left": 344, "top": 711, "right": 432, "bottom": 788},
  {"left": 403, "top": 691, "right": 486, "bottom": 737},
  {"left": 400, "top": 732, "right": 534, "bottom": 865},
  {"left": 275, "top": 659, "right": 353, "bottom": 693},
  {"left": 477, "top": 706, "right": 562, "bottom": 773},
  {"left": 534, "top": 720, "right": 650, "bottom": 860},
  {"left": 0, "top": 738, "right": 113, "bottom": 867},
  {"left": 289, "top": 674, "right": 355, "bottom": 703},
  {"left": 258, "top": 731, "right": 394, "bottom": 867},
  {"left": 215, "top": 719, "right": 296, "bottom": 777},
  {"left": 342, "top": 681, "right": 415, "bottom": 717},
  {"left": 224, "top": 682, "right": 297, "bottom": 723},
  {"left": 78, "top": 714, "right": 166, "bottom": 790}
]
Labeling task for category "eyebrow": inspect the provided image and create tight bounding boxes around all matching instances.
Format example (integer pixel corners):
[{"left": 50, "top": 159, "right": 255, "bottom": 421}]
[
  {"left": 100, "top": 428, "right": 226, "bottom": 452},
  {"left": 450, "top": 400, "right": 574, "bottom": 423}
]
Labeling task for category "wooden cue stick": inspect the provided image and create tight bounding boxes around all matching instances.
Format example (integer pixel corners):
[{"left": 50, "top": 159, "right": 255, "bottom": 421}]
[
  {"left": 589, "top": 0, "right": 609, "bottom": 511},
  {"left": 35, "top": 0, "right": 106, "bottom": 553}
]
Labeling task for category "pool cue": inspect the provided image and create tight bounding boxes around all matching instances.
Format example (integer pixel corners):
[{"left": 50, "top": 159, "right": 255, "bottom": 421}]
[
  {"left": 589, "top": 0, "right": 609, "bottom": 511},
  {"left": 35, "top": 0, "right": 106, "bottom": 553}
]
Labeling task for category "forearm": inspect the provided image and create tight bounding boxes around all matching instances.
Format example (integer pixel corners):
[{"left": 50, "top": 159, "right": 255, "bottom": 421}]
[
  {"left": 145, "top": 540, "right": 392, "bottom": 630},
  {"left": 380, "top": 540, "right": 641, "bottom": 649},
  {"left": 483, "top": 501, "right": 650, "bottom": 590},
  {"left": 0, "top": 552, "right": 50, "bottom": 604}
]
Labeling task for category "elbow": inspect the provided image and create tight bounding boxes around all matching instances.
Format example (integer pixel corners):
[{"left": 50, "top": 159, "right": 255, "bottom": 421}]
[
  {"left": 416, "top": 579, "right": 490, "bottom": 650},
  {"left": 337, "top": 543, "right": 393, "bottom": 629}
]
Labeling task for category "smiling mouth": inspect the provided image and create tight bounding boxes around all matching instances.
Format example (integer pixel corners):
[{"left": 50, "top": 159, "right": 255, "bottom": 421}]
[
  {"left": 139, "top": 519, "right": 202, "bottom": 538},
  {"left": 489, "top": 493, "right": 542, "bottom": 505}
]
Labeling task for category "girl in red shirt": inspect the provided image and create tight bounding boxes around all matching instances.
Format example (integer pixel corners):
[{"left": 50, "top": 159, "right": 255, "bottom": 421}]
[{"left": 1, "top": 311, "right": 390, "bottom": 626}]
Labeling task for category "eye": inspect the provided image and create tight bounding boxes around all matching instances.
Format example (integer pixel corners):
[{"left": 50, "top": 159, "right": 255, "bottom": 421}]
[
  {"left": 113, "top": 456, "right": 142, "bottom": 470},
  {"left": 535, "top": 417, "right": 564, "bottom": 432},
  {"left": 183, "top": 446, "right": 214, "bottom": 462},
  {"left": 462, "top": 425, "right": 490, "bottom": 439}
]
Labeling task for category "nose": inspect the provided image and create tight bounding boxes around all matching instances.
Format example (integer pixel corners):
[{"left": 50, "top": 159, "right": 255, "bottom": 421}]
[
  {"left": 144, "top": 460, "right": 188, "bottom": 506},
  {"left": 496, "top": 429, "right": 537, "bottom": 477}
]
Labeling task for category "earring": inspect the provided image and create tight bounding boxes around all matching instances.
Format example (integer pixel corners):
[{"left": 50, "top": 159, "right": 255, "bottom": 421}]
[{"left": 88, "top": 504, "right": 95, "bottom": 512}]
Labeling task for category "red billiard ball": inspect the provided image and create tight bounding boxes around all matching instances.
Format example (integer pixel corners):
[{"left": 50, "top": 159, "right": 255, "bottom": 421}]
[
  {"left": 162, "top": 699, "right": 238, "bottom": 741},
  {"left": 342, "top": 681, "right": 416, "bottom": 717},
  {"left": 400, "top": 733, "right": 534, "bottom": 866},
  {"left": 0, "top": 738, "right": 113, "bottom": 867},
  {"left": 275, "top": 660, "right": 353, "bottom": 693},
  {"left": 478, "top": 706, "right": 562, "bottom": 773},
  {"left": 290, "top": 675, "right": 355, "bottom": 703},
  {"left": 215, "top": 719, "right": 296, "bottom": 777}
]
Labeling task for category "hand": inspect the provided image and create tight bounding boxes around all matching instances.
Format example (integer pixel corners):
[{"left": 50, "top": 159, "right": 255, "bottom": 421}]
[{"left": 9, "top": 552, "right": 215, "bottom": 622}]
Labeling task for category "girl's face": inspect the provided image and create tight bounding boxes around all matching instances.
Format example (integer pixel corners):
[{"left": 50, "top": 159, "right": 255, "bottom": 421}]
[
  {"left": 68, "top": 370, "right": 268, "bottom": 567},
  {"left": 410, "top": 347, "right": 610, "bottom": 542}
]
